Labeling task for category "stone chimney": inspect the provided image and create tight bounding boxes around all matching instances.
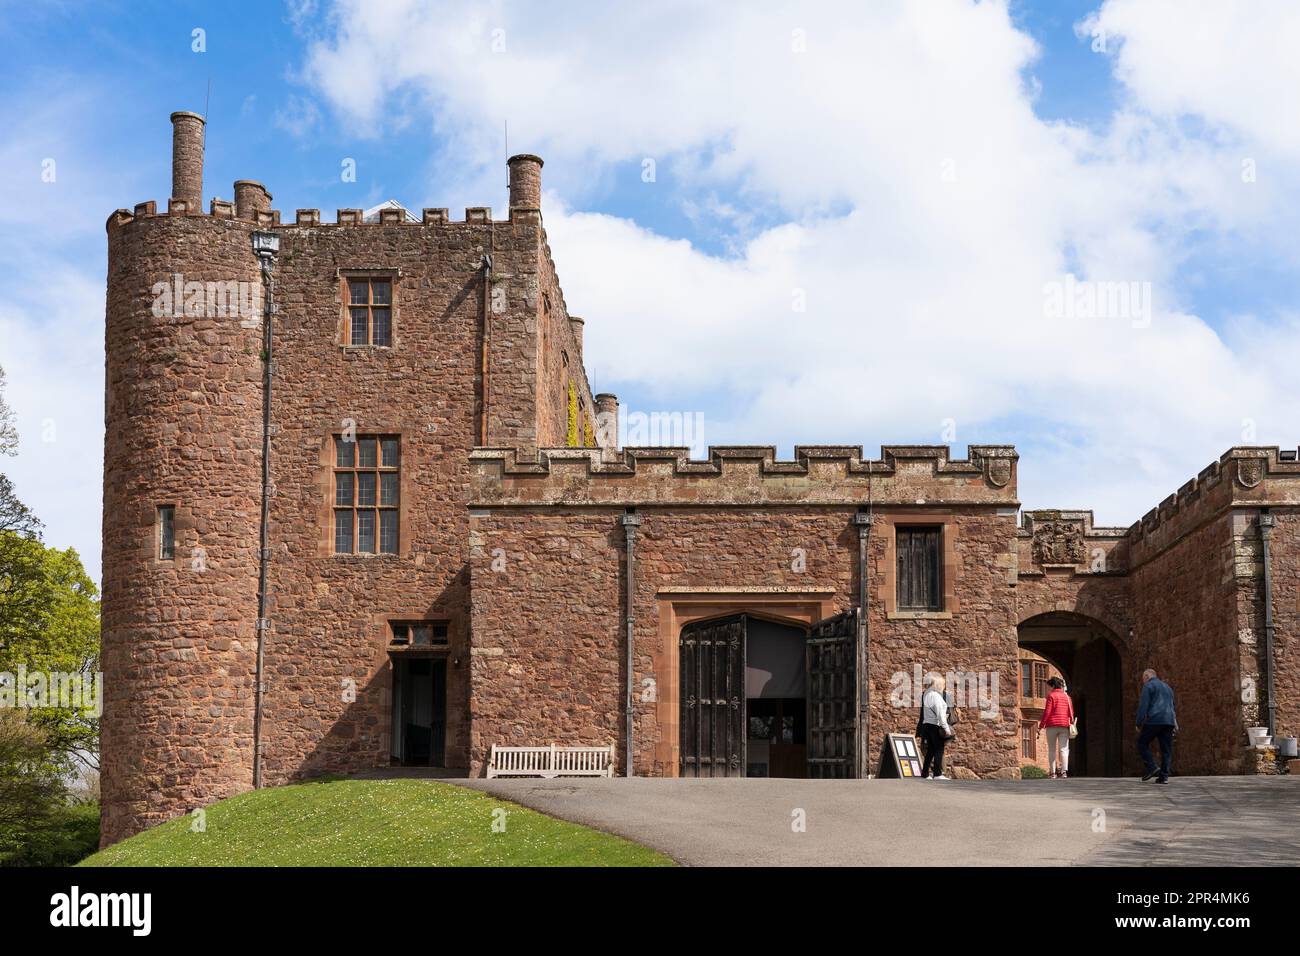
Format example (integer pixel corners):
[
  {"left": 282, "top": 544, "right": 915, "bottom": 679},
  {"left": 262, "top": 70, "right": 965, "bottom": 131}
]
[
  {"left": 234, "top": 180, "right": 272, "bottom": 221},
  {"left": 507, "top": 154, "right": 544, "bottom": 211},
  {"left": 595, "top": 393, "right": 620, "bottom": 453},
  {"left": 170, "top": 111, "right": 205, "bottom": 212}
]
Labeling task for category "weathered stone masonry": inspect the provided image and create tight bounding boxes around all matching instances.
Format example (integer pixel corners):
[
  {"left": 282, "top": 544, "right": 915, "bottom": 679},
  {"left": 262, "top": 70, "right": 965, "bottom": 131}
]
[{"left": 100, "top": 110, "right": 1300, "bottom": 846}]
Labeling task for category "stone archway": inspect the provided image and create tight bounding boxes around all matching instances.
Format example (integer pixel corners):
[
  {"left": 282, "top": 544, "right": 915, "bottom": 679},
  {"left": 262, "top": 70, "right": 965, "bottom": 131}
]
[{"left": 1018, "top": 611, "right": 1127, "bottom": 776}]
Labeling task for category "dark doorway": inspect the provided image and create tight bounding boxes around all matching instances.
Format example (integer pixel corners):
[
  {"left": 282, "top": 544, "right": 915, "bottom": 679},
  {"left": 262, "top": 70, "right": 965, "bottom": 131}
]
[
  {"left": 680, "top": 612, "right": 848, "bottom": 779},
  {"left": 745, "top": 616, "right": 809, "bottom": 777},
  {"left": 1018, "top": 612, "right": 1124, "bottom": 777},
  {"left": 746, "top": 698, "right": 806, "bottom": 777},
  {"left": 391, "top": 656, "right": 447, "bottom": 766}
]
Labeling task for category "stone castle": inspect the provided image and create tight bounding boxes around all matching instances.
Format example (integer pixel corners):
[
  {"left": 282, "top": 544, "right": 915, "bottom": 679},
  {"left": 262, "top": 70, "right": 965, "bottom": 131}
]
[{"left": 99, "top": 110, "right": 1299, "bottom": 845}]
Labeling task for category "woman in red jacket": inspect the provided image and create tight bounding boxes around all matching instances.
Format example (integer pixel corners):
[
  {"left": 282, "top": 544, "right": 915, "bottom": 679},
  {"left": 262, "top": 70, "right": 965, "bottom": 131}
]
[{"left": 1039, "top": 676, "right": 1076, "bottom": 779}]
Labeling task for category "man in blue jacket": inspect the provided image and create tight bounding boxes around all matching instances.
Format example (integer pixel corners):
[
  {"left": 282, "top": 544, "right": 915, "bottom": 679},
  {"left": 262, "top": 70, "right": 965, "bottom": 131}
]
[{"left": 1136, "top": 669, "right": 1177, "bottom": 784}]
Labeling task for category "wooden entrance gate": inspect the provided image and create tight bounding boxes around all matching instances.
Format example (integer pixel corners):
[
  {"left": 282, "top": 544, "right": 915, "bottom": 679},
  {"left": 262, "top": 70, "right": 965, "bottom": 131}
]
[
  {"left": 680, "top": 614, "right": 746, "bottom": 777},
  {"left": 806, "top": 609, "right": 859, "bottom": 778}
]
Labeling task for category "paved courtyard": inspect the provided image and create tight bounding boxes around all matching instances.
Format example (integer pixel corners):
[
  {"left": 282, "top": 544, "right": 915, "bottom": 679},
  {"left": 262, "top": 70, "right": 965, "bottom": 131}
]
[{"left": 457, "top": 776, "right": 1300, "bottom": 866}]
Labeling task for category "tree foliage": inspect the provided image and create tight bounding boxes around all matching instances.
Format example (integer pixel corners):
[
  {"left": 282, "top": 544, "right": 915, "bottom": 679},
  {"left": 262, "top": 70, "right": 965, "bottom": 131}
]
[
  {"left": 0, "top": 537, "right": 101, "bottom": 768},
  {"left": 0, "top": 367, "right": 103, "bottom": 864}
]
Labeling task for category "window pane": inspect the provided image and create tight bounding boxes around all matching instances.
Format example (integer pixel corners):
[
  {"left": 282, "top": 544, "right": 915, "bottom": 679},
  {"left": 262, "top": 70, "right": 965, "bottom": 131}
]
[
  {"left": 380, "top": 472, "right": 398, "bottom": 506},
  {"left": 897, "top": 528, "right": 941, "bottom": 610},
  {"left": 379, "top": 509, "right": 398, "bottom": 553},
  {"left": 431, "top": 623, "right": 449, "bottom": 645},
  {"left": 371, "top": 308, "right": 391, "bottom": 346},
  {"left": 357, "top": 472, "right": 376, "bottom": 506},
  {"left": 349, "top": 280, "right": 368, "bottom": 305},
  {"left": 381, "top": 438, "right": 399, "bottom": 468},
  {"left": 371, "top": 281, "right": 391, "bottom": 305},
  {"left": 350, "top": 307, "right": 369, "bottom": 345},
  {"left": 358, "top": 438, "right": 377, "bottom": 467},
  {"left": 335, "top": 472, "right": 354, "bottom": 506},
  {"left": 334, "top": 509, "right": 353, "bottom": 553},
  {"left": 357, "top": 510, "right": 376, "bottom": 553},
  {"left": 336, "top": 436, "right": 355, "bottom": 467},
  {"left": 412, "top": 624, "right": 431, "bottom": 646},
  {"left": 158, "top": 505, "right": 175, "bottom": 561},
  {"left": 392, "top": 624, "right": 409, "bottom": 644}
]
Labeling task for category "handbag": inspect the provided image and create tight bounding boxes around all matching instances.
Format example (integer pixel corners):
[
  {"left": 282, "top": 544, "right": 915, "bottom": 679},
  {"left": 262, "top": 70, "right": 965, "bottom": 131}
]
[{"left": 1068, "top": 718, "right": 1079, "bottom": 740}]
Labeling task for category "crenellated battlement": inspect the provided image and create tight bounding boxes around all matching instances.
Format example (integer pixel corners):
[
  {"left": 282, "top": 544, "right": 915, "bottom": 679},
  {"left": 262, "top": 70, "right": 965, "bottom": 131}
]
[
  {"left": 470, "top": 443, "right": 1019, "bottom": 507},
  {"left": 1126, "top": 446, "right": 1300, "bottom": 549},
  {"left": 108, "top": 201, "right": 530, "bottom": 231}
]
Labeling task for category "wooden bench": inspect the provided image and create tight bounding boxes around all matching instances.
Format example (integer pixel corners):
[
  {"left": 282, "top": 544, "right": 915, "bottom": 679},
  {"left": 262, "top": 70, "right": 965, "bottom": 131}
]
[{"left": 486, "top": 744, "right": 616, "bottom": 779}]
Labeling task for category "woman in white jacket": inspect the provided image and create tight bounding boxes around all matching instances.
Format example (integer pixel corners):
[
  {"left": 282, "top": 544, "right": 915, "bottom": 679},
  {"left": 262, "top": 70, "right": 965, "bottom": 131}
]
[{"left": 919, "top": 673, "right": 954, "bottom": 780}]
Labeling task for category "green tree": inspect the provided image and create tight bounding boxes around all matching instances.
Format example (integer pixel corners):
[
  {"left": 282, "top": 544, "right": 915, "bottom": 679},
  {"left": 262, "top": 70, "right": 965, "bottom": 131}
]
[
  {"left": 0, "top": 710, "right": 65, "bottom": 863},
  {"left": 0, "top": 370, "right": 102, "bottom": 863},
  {"left": 0, "top": 478, "right": 100, "bottom": 770}
]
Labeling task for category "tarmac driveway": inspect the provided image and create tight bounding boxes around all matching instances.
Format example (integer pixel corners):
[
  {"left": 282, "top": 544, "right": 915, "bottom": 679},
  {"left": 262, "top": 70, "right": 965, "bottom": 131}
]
[{"left": 457, "top": 776, "right": 1300, "bottom": 866}]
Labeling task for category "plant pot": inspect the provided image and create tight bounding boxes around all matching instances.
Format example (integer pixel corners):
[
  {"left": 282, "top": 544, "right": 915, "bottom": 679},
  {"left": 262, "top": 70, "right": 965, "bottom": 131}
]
[{"left": 1277, "top": 737, "right": 1298, "bottom": 758}]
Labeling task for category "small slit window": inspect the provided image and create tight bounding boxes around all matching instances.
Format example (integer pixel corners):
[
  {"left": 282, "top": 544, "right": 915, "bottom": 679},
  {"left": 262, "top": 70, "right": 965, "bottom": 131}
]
[
  {"left": 157, "top": 505, "right": 175, "bottom": 561},
  {"left": 390, "top": 621, "right": 449, "bottom": 646}
]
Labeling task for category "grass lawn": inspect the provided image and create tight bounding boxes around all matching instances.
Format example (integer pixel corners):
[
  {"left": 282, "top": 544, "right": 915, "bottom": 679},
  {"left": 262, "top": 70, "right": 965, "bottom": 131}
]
[{"left": 79, "top": 778, "right": 674, "bottom": 867}]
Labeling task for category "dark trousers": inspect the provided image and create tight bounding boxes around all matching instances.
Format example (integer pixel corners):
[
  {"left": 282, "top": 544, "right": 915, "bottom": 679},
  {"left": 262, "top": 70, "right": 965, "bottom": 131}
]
[
  {"left": 1137, "top": 724, "right": 1174, "bottom": 780},
  {"left": 920, "top": 724, "right": 947, "bottom": 778}
]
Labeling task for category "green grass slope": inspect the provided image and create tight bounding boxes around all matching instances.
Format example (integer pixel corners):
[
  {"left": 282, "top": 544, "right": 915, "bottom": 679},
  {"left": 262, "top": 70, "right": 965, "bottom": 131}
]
[{"left": 80, "top": 778, "right": 673, "bottom": 867}]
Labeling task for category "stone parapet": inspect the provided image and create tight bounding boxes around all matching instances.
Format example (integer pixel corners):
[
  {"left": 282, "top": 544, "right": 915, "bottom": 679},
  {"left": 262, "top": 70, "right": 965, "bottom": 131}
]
[{"left": 470, "top": 444, "right": 1019, "bottom": 507}]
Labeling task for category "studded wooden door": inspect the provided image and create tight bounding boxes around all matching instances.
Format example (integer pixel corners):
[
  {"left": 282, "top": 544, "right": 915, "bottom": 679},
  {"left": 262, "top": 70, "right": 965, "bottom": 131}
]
[
  {"left": 806, "top": 609, "right": 859, "bottom": 778},
  {"left": 680, "top": 614, "right": 746, "bottom": 777}
]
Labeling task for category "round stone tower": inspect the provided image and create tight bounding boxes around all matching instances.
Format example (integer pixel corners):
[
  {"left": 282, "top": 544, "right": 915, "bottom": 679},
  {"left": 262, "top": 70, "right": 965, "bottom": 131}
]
[{"left": 100, "top": 114, "right": 267, "bottom": 845}]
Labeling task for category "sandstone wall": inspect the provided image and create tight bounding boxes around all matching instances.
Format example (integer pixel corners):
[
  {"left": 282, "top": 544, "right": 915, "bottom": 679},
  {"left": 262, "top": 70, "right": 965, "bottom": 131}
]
[
  {"left": 102, "top": 196, "right": 567, "bottom": 843},
  {"left": 101, "top": 211, "right": 263, "bottom": 845},
  {"left": 468, "top": 446, "right": 1023, "bottom": 779},
  {"left": 1122, "top": 450, "right": 1300, "bottom": 773},
  {"left": 1269, "top": 510, "right": 1300, "bottom": 741}
]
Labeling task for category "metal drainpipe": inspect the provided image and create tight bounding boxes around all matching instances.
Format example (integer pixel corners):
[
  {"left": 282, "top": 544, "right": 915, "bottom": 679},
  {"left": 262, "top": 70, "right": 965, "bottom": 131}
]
[
  {"left": 479, "top": 253, "right": 492, "bottom": 446},
  {"left": 251, "top": 231, "right": 279, "bottom": 789},
  {"left": 1260, "top": 510, "right": 1276, "bottom": 736},
  {"left": 853, "top": 509, "right": 872, "bottom": 777},
  {"left": 620, "top": 510, "right": 642, "bottom": 777}
]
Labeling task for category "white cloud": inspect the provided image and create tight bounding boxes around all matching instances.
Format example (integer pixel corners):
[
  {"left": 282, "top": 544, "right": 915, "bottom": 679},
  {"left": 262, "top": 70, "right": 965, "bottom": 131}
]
[
  {"left": 295, "top": 0, "right": 1300, "bottom": 526},
  {"left": 1084, "top": 0, "right": 1300, "bottom": 159}
]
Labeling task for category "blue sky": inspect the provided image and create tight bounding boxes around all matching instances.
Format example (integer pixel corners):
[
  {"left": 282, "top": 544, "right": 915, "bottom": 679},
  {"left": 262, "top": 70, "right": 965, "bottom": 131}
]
[{"left": 2, "top": 0, "right": 1299, "bottom": 584}]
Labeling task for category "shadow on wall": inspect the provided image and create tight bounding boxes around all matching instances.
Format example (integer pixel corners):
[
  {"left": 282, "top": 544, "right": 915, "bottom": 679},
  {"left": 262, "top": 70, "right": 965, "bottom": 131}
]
[{"left": 284, "top": 564, "right": 472, "bottom": 782}]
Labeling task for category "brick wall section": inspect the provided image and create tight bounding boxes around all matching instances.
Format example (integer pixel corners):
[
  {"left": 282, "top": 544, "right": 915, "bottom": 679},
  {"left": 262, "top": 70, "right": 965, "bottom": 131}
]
[
  {"left": 468, "top": 508, "right": 624, "bottom": 761},
  {"left": 483, "top": 218, "right": 543, "bottom": 449},
  {"left": 101, "top": 196, "right": 582, "bottom": 843},
  {"left": 534, "top": 237, "right": 595, "bottom": 447},
  {"left": 1270, "top": 511, "right": 1300, "bottom": 740},
  {"left": 1129, "top": 509, "right": 1243, "bottom": 773},
  {"left": 257, "top": 219, "right": 511, "bottom": 784},
  {"left": 101, "top": 212, "right": 263, "bottom": 845},
  {"left": 1122, "top": 451, "right": 1300, "bottom": 772},
  {"left": 468, "top": 446, "right": 1023, "bottom": 779}
]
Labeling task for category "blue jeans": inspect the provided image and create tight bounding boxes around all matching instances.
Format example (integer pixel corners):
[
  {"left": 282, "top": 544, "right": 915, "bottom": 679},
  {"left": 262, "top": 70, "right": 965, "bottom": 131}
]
[{"left": 1137, "top": 724, "right": 1174, "bottom": 780}]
